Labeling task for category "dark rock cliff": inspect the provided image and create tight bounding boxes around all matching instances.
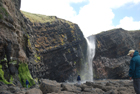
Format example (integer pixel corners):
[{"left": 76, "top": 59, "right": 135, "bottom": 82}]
[
  {"left": 0, "top": 0, "right": 36, "bottom": 87},
  {"left": 0, "top": 0, "right": 88, "bottom": 84},
  {"left": 90, "top": 28, "right": 140, "bottom": 79},
  {"left": 21, "top": 12, "right": 88, "bottom": 82}
]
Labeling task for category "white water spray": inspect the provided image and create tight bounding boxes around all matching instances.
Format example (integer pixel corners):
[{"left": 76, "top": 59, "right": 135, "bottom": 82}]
[
  {"left": 67, "top": 36, "right": 96, "bottom": 83},
  {"left": 85, "top": 36, "right": 95, "bottom": 82}
]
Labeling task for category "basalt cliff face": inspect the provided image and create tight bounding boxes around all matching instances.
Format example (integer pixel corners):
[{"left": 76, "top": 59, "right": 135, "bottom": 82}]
[
  {"left": 0, "top": 0, "right": 36, "bottom": 87},
  {"left": 0, "top": 0, "right": 87, "bottom": 86},
  {"left": 22, "top": 12, "right": 87, "bottom": 82},
  {"left": 90, "top": 28, "right": 140, "bottom": 79}
]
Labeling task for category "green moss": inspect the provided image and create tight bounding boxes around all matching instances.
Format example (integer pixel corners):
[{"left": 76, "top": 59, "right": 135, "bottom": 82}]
[
  {"left": 0, "top": 65, "right": 12, "bottom": 84},
  {"left": 9, "top": 60, "right": 17, "bottom": 65},
  {"left": 0, "top": 6, "right": 8, "bottom": 17},
  {"left": 0, "top": 59, "right": 5, "bottom": 62},
  {"left": 74, "top": 61, "right": 76, "bottom": 65},
  {"left": 10, "top": 76, "right": 13, "bottom": 82},
  {"left": 27, "top": 34, "right": 30, "bottom": 38},
  {"left": 18, "top": 63, "right": 35, "bottom": 87},
  {"left": 37, "top": 56, "right": 40, "bottom": 61},
  {"left": 28, "top": 39, "right": 31, "bottom": 47}
]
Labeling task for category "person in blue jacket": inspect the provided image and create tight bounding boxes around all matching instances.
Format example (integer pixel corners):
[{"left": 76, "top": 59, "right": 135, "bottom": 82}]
[
  {"left": 77, "top": 75, "right": 81, "bottom": 85},
  {"left": 128, "top": 50, "right": 140, "bottom": 94},
  {"left": 26, "top": 79, "right": 29, "bottom": 88}
]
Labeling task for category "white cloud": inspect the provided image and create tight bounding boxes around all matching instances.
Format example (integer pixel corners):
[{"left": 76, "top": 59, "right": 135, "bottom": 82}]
[
  {"left": 68, "top": 0, "right": 87, "bottom": 3},
  {"left": 21, "top": 0, "right": 77, "bottom": 20},
  {"left": 116, "top": 17, "right": 140, "bottom": 30},
  {"left": 70, "top": 2, "right": 115, "bottom": 37},
  {"left": 21, "top": 0, "right": 140, "bottom": 37}
]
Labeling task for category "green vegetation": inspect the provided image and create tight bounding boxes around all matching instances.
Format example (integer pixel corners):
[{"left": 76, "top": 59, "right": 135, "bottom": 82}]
[
  {"left": 74, "top": 61, "right": 76, "bottom": 65},
  {"left": 0, "top": 6, "right": 8, "bottom": 17},
  {"left": 28, "top": 39, "right": 31, "bottom": 47},
  {"left": 68, "top": 49, "right": 70, "bottom": 53},
  {"left": 34, "top": 54, "right": 41, "bottom": 63},
  {"left": 37, "top": 56, "right": 40, "bottom": 61},
  {"left": 9, "top": 60, "right": 17, "bottom": 65},
  {"left": 0, "top": 65, "right": 12, "bottom": 84},
  {"left": 21, "top": 11, "right": 74, "bottom": 26},
  {"left": 18, "top": 63, "right": 35, "bottom": 87},
  {"left": 21, "top": 11, "right": 56, "bottom": 23}
]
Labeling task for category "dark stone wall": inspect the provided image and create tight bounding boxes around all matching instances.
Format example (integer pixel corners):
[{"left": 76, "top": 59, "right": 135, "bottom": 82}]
[
  {"left": 26, "top": 17, "right": 87, "bottom": 82},
  {"left": 89, "top": 28, "right": 140, "bottom": 79}
]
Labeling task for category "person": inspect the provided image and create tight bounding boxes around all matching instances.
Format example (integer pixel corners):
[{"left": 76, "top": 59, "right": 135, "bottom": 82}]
[
  {"left": 26, "top": 79, "right": 29, "bottom": 88},
  {"left": 77, "top": 75, "right": 81, "bottom": 85},
  {"left": 128, "top": 49, "right": 140, "bottom": 94}
]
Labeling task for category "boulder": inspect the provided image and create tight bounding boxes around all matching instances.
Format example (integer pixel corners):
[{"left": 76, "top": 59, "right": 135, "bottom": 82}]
[
  {"left": 61, "top": 83, "right": 81, "bottom": 93},
  {"left": 9, "top": 64, "right": 17, "bottom": 75},
  {"left": 25, "top": 88, "right": 42, "bottom": 94},
  {"left": 0, "top": 85, "right": 8, "bottom": 92},
  {"left": 15, "top": 91, "right": 25, "bottom": 94},
  {"left": 47, "top": 91, "right": 76, "bottom": 94},
  {"left": 7, "top": 86, "right": 21, "bottom": 93},
  {"left": 39, "top": 79, "right": 61, "bottom": 93}
]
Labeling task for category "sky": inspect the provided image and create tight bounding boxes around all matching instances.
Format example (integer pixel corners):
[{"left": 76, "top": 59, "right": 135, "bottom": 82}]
[{"left": 21, "top": 0, "right": 140, "bottom": 37}]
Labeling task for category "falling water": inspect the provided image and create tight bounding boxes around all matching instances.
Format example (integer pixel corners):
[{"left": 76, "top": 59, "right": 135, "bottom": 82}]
[
  {"left": 85, "top": 36, "right": 95, "bottom": 82},
  {"left": 67, "top": 36, "right": 96, "bottom": 83}
]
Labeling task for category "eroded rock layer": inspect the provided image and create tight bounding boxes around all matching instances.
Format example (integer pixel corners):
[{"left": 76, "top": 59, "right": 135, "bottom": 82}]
[
  {"left": 24, "top": 15, "right": 87, "bottom": 82},
  {"left": 0, "top": 0, "right": 87, "bottom": 84},
  {"left": 91, "top": 28, "right": 140, "bottom": 79}
]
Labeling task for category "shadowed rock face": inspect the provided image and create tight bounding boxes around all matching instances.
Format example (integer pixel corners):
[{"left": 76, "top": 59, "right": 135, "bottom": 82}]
[
  {"left": 0, "top": 0, "right": 87, "bottom": 83},
  {"left": 89, "top": 28, "right": 140, "bottom": 79},
  {"left": 20, "top": 10, "right": 88, "bottom": 82},
  {"left": 0, "top": 0, "right": 36, "bottom": 62},
  {"left": 25, "top": 16, "right": 88, "bottom": 82}
]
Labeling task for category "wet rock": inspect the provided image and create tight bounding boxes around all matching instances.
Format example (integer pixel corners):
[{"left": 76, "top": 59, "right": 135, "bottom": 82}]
[
  {"left": 25, "top": 88, "right": 42, "bottom": 94},
  {"left": 91, "top": 28, "right": 140, "bottom": 79},
  {"left": 7, "top": 86, "right": 21, "bottom": 93},
  {"left": 0, "top": 85, "right": 8, "bottom": 92},
  {"left": 15, "top": 91, "right": 25, "bottom": 94},
  {"left": 47, "top": 91, "right": 76, "bottom": 94},
  {"left": 61, "top": 83, "right": 81, "bottom": 93},
  {"left": 39, "top": 79, "right": 61, "bottom": 93},
  {"left": 9, "top": 64, "right": 17, "bottom": 75}
]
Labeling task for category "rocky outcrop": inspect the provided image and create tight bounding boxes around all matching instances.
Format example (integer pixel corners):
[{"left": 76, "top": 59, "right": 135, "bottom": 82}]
[
  {"left": 0, "top": 0, "right": 87, "bottom": 85},
  {"left": 90, "top": 28, "right": 140, "bottom": 79},
  {"left": 0, "top": 0, "right": 36, "bottom": 87},
  {"left": 21, "top": 12, "right": 87, "bottom": 82},
  {"left": 0, "top": 79, "right": 135, "bottom": 94},
  {"left": 39, "top": 79, "right": 135, "bottom": 94}
]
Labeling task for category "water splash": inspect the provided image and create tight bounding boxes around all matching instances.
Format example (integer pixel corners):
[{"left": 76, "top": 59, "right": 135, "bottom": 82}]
[
  {"left": 67, "top": 36, "right": 96, "bottom": 83},
  {"left": 85, "top": 36, "right": 95, "bottom": 82}
]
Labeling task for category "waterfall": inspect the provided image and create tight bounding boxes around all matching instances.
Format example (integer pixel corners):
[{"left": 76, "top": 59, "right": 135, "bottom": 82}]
[
  {"left": 67, "top": 36, "right": 96, "bottom": 83},
  {"left": 85, "top": 36, "right": 95, "bottom": 82}
]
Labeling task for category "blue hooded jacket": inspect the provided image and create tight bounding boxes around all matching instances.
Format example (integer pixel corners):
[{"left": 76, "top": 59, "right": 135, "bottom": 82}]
[
  {"left": 77, "top": 75, "right": 81, "bottom": 81},
  {"left": 129, "top": 51, "right": 140, "bottom": 78},
  {"left": 26, "top": 80, "right": 29, "bottom": 85}
]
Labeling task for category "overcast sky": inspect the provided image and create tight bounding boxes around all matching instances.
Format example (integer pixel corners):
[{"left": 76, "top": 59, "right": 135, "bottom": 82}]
[{"left": 21, "top": 0, "right": 140, "bottom": 37}]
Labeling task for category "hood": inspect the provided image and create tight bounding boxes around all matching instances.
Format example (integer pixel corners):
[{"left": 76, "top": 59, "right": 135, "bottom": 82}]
[{"left": 133, "top": 50, "right": 139, "bottom": 57}]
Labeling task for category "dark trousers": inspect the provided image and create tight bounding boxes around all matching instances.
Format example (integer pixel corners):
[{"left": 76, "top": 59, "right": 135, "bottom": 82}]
[{"left": 133, "top": 79, "right": 140, "bottom": 94}]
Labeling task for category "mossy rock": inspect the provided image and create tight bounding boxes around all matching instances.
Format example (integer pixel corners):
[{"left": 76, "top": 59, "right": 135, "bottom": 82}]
[
  {"left": 18, "top": 63, "right": 35, "bottom": 87},
  {"left": 0, "top": 65, "right": 12, "bottom": 84},
  {"left": 0, "top": 6, "right": 9, "bottom": 17}
]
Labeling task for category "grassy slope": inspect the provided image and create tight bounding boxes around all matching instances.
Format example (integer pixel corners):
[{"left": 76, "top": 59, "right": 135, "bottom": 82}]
[
  {"left": 21, "top": 11, "right": 57, "bottom": 23},
  {"left": 21, "top": 11, "right": 73, "bottom": 25}
]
